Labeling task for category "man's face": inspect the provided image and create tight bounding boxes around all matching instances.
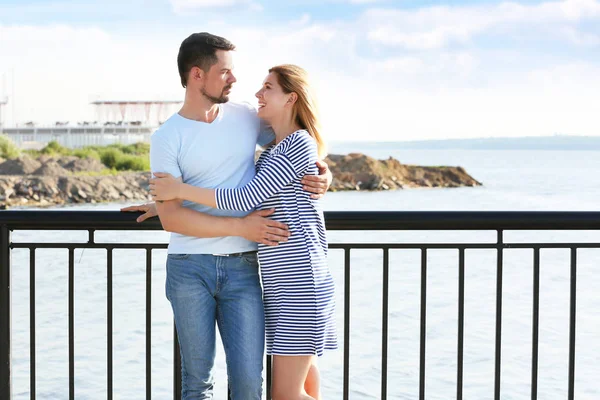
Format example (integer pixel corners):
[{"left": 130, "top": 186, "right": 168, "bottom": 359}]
[{"left": 200, "top": 50, "right": 236, "bottom": 104}]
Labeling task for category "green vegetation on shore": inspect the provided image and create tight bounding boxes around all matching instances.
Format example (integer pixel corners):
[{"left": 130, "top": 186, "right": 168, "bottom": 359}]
[
  {"left": 14, "top": 139, "right": 151, "bottom": 172},
  {"left": 0, "top": 135, "right": 22, "bottom": 159}
]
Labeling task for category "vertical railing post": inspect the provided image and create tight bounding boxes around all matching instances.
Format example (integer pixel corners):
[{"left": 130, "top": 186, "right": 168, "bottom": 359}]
[
  {"left": 381, "top": 248, "right": 389, "bottom": 400},
  {"left": 568, "top": 248, "right": 577, "bottom": 400},
  {"left": 174, "top": 325, "right": 181, "bottom": 400},
  {"left": 145, "top": 249, "right": 152, "bottom": 400},
  {"left": 494, "top": 230, "right": 504, "bottom": 400},
  {"left": 457, "top": 248, "right": 465, "bottom": 400},
  {"left": 266, "top": 354, "right": 272, "bottom": 400},
  {"left": 343, "top": 248, "right": 351, "bottom": 400},
  {"left": 0, "top": 225, "right": 11, "bottom": 400},
  {"left": 531, "top": 248, "right": 540, "bottom": 400},
  {"left": 419, "top": 248, "right": 427, "bottom": 400}
]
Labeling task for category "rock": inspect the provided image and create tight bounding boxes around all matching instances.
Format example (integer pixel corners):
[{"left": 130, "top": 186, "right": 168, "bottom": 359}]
[
  {"left": 15, "top": 183, "right": 33, "bottom": 196},
  {"left": 63, "top": 157, "right": 105, "bottom": 173},
  {"left": 324, "top": 153, "right": 481, "bottom": 191},
  {"left": 37, "top": 155, "right": 53, "bottom": 164},
  {"left": 33, "top": 160, "right": 70, "bottom": 176},
  {"left": 108, "top": 188, "right": 120, "bottom": 200},
  {"left": 55, "top": 156, "right": 79, "bottom": 167},
  {"left": 0, "top": 155, "right": 42, "bottom": 175}
]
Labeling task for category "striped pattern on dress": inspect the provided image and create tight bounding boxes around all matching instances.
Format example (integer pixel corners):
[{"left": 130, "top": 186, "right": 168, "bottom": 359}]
[{"left": 215, "top": 130, "right": 337, "bottom": 356}]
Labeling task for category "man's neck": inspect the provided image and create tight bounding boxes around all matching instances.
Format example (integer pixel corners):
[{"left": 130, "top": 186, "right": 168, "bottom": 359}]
[{"left": 179, "top": 90, "right": 220, "bottom": 123}]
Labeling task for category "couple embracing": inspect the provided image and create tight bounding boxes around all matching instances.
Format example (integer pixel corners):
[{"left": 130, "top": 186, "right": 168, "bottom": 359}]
[{"left": 124, "top": 32, "right": 337, "bottom": 400}]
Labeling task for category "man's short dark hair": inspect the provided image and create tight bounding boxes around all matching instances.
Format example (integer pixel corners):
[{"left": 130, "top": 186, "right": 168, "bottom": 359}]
[{"left": 177, "top": 32, "right": 236, "bottom": 88}]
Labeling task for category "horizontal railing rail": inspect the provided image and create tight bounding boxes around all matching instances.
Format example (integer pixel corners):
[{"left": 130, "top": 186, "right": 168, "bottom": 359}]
[{"left": 1, "top": 210, "right": 600, "bottom": 230}]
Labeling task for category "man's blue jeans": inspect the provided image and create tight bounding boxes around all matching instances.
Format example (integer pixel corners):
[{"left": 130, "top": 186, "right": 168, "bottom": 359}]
[{"left": 166, "top": 252, "right": 265, "bottom": 400}]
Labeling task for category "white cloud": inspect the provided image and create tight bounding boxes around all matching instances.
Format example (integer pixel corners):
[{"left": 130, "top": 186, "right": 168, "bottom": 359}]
[
  {"left": 170, "top": 0, "right": 261, "bottom": 13},
  {"left": 2, "top": 0, "right": 600, "bottom": 141},
  {"left": 562, "top": 26, "right": 600, "bottom": 46},
  {"left": 371, "top": 56, "right": 425, "bottom": 73},
  {"left": 558, "top": 0, "right": 600, "bottom": 20},
  {"left": 365, "top": 0, "right": 600, "bottom": 49},
  {"left": 292, "top": 13, "right": 312, "bottom": 26},
  {"left": 368, "top": 24, "right": 476, "bottom": 49},
  {"left": 349, "top": 0, "right": 380, "bottom": 4}
]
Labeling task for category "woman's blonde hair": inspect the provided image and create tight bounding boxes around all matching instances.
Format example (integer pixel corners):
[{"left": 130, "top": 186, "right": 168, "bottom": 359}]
[{"left": 269, "top": 64, "right": 327, "bottom": 159}]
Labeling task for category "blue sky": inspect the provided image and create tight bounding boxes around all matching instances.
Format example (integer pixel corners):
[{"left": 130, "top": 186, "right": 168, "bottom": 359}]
[{"left": 1, "top": 0, "right": 599, "bottom": 140}]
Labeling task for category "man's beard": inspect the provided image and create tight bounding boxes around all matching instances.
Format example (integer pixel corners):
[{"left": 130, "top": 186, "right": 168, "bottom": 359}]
[{"left": 201, "top": 86, "right": 231, "bottom": 104}]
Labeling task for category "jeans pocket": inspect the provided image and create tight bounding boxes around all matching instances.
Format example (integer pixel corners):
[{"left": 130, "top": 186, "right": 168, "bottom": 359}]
[
  {"left": 241, "top": 252, "right": 258, "bottom": 267},
  {"left": 167, "top": 253, "right": 191, "bottom": 260}
]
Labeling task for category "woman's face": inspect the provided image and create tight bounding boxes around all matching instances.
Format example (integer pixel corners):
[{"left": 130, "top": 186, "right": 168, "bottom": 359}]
[{"left": 255, "top": 72, "right": 291, "bottom": 121}]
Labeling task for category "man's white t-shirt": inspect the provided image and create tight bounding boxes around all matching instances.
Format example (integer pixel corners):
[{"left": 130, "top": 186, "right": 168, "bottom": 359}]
[{"left": 150, "top": 101, "right": 273, "bottom": 254}]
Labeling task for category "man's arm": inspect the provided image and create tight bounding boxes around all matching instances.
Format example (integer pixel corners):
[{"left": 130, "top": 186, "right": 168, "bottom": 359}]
[
  {"left": 157, "top": 198, "right": 232, "bottom": 236},
  {"left": 161, "top": 200, "right": 289, "bottom": 246},
  {"left": 122, "top": 200, "right": 289, "bottom": 246}
]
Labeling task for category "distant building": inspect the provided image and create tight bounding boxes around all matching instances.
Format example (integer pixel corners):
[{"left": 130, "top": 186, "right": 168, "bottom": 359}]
[{"left": 1, "top": 100, "right": 181, "bottom": 149}]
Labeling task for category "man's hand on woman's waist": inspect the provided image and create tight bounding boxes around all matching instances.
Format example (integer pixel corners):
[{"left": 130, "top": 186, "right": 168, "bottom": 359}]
[{"left": 301, "top": 160, "right": 332, "bottom": 199}]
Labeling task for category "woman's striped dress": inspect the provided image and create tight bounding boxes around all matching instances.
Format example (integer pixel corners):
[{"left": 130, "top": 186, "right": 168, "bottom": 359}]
[{"left": 215, "top": 130, "right": 337, "bottom": 356}]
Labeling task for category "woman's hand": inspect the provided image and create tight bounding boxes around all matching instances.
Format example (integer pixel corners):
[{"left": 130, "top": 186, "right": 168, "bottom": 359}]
[{"left": 149, "top": 172, "right": 183, "bottom": 201}]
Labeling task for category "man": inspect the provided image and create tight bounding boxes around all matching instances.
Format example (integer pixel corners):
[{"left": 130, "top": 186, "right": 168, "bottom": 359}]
[{"left": 123, "top": 32, "right": 331, "bottom": 399}]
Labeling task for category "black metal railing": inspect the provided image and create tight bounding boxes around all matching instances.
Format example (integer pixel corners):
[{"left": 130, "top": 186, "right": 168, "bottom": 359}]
[{"left": 1, "top": 210, "right": 600, "bottom": 400}]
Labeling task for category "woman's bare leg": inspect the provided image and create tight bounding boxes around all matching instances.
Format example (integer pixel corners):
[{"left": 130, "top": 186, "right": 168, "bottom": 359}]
[
  {"left": 304, "top": 357, "right": 321, "bottom": 400},
  {"left": 271, "top": 355, "right": 315, "bottom": 400}
]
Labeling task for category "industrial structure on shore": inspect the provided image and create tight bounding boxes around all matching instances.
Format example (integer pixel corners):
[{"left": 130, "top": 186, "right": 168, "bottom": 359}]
[{"left": 0, "top": 100, "right": 181, "bottom": 149}]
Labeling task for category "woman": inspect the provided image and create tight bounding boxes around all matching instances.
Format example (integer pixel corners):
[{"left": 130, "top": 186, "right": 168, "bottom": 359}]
[{"left": 150, "top": 64, "right": 337, "bottom": 400}]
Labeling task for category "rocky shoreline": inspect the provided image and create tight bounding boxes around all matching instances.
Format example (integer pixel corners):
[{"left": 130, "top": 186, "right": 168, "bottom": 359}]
[
  {"left": 0, "top": 153, "right": 481, "bottom": 208},
  {"left": 0, "top": 173, "right": 152, "bottom": 208},
  {"left": 326, "top": 153, "right": 481, "bottom": 191}
]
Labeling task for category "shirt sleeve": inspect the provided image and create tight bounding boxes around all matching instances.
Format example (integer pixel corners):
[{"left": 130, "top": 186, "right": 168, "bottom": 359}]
[
  {"left": 150, "top": 131, "right": 182, "bottom": 179},
  {"left": 216, "top": 133, "right": 316, "bottom": 211},
  {"left": 257, "top": 121, "right": 275, "bottom": 147}
]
